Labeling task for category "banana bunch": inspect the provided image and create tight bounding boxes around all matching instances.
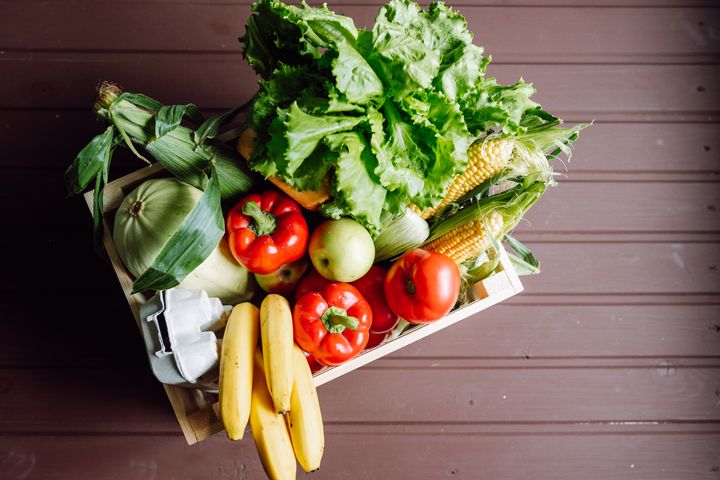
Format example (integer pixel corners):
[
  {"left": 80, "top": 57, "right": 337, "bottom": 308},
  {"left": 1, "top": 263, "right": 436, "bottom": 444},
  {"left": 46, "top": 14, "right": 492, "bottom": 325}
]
[{"left": 219, "top": 295, "right": 324, "bottom": 479}]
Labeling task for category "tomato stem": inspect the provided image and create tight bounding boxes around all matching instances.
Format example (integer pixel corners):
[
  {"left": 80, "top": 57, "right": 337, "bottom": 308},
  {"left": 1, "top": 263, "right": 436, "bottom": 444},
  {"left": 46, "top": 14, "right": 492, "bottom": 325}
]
[
  {"left": 405, "top": 278, "right": 416, "bottom": 295},
  {"left": 321, "top": 306, "right": 359, "bottom": 334},
  {"left": 242, "top": 200, "right": 276, "bottom": 236}
]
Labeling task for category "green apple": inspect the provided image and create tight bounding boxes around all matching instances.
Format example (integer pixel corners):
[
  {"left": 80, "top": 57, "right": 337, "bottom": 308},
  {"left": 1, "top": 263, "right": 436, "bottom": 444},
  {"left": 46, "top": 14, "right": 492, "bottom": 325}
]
[
  {"left": 309, "top": 219, "right": 375, "bottom": 282},
  {"left": 254, "top": 258, "right": 309, "bottom": 297}
]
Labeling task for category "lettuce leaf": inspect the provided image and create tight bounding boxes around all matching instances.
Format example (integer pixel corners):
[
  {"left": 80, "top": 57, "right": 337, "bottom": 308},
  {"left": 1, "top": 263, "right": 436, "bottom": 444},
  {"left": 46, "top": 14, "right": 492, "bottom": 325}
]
[
  {"left": 369, "top": 101, "right": 459, "bottom": 209},
  {"left": 321, "top": 132, "right": 387, "bottom": 232},
  {"left": 267, "top": 102, "right": 364, "bottom": 178},
  {"left": 460, "top": 77, "right": 541, "bottom": 135},
  {"left": 240, "top": 0, "right": 572, "bottom": 235},
  {"left": 241, "top": 0, "right": 358, "bottom": 78},
  {"left": 436, "top": 43, "right": 489, "bottom": 100},
  {"left": 370, "top": 1, "right": 440, "bottom": 98},
  {"left": 332, "top": 40, "right": 384, "bottom": 105}
]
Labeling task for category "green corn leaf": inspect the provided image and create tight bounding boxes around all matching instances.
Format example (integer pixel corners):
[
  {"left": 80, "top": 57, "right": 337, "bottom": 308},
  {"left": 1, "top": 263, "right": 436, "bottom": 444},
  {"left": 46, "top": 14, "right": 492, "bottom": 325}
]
[
  {"left": 92, "top": 152, "right": 111, "bottom": 257},
  {"left": 114, "top": 115, "right": 151, "bottom": 164},
  {"left": 114, "top": 92, "right": 163, "bottom": 112},
  {"left": 155, "top": 104, "right": 204, "bottom": 139},
  {"left": 131, "top": 168, "right": 224, "bottom": 293},
  {"left": 507, "top": 251, "right": 540, "bottom": 276},
  {"left": 463, "top": 252, "right": 500, "bottom": 284},
  {"left": 146, "top": 127, "right": 209, "bottom": 190},
  {"left": 505, "top": 234, "right": 540, "bottom": 268},
  {"left": 64, "top": 126, "right": 115, "bottom": 196},
  {"left": 195, "top": 106, "right": 243, "bottom": 144}
]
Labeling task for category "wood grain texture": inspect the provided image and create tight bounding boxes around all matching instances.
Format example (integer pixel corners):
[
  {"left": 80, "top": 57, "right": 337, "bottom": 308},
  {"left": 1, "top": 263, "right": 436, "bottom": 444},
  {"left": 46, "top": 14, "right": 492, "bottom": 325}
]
[
  {"left": 2, "top": 55, "right": 719, "bottom": 119},
  {"left": 4, "top": 5, "right": 719, "bottom": 63},
  {"left": 5, "top": 165, "right": 720, "bottom": 234},
  {"left": 1, "top": 432, "right": 719, "bottom": 480},
  {"left": 519, "top": 242, "right": 720, "bottom": 295},
  {"left": 1, "top": 364, "right": 719, "bottom": 433},
  {"left": 3, "top": 304, "right": 719, "bottom": 367},
  {"left": 5, "top": 0, "right": 719, "bottom": 5},
  {"left": 4, "top": 112, "right": 719, "bottom": 177},
  {"left": 2, "top": 0, "right": 720, "bottom": 475},
  {"left": 6, "top": 239, "right": 717, "bottom": 296}
]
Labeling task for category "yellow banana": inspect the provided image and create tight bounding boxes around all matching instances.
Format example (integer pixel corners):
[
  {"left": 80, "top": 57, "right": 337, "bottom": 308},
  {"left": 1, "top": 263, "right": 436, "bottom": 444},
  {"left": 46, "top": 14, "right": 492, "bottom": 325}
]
[
  {"left": 287, "top": 345, "right": 324, "bottom": 472},
  {"left": 260, "top": 294, "right": 294, "bottom": 413},
  {"left": 219, "top": 302, "right": 259, "bottom": 440},
  {"left": 251, "top": 349, "right": 297, "bottom": 480}
]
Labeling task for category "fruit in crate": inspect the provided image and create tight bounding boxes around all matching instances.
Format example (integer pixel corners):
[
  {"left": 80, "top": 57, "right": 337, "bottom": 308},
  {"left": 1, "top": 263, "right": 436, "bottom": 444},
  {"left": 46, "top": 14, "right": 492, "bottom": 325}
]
[
  {"left": 63, "top": 0, "right": 588, "bottom": 462},
  {"left": 250, "top": 350, "right": 297, "bottom": 480},
  {"left": 219, "top": 303, "right": 260, "bottom": 440},
  {"left": 287, "top": 345, "right": 325, "bottom": 472},
  {"left": 113, "top": 178, "right": 254, "bottom": 303},
  {"left": 308, "top": 219, "right": 375, "bottom": 282},
  {"left": 255, "top": 258, "right": 310, "bottom": 296},
  {"left": 260, "top": 294, "right": 295, "bottom": 413}
]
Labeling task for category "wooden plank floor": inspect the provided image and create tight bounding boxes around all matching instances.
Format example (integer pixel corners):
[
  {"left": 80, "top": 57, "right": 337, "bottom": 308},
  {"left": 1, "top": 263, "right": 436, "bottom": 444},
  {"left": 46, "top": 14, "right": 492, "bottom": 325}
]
[{"left": 2, "top": 1, "right": 719, "bottom": 478}]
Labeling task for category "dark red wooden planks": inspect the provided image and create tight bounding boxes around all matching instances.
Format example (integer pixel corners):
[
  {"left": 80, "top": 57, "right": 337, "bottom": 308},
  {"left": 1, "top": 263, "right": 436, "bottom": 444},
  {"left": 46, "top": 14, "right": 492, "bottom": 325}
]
[
  {"left": 1, "top": 431, "right": 719, "bottom": 480},
  {"left": 1, "top": 364, "right": 719, "bottom": 433},
  {"left": 1, "top": 55, "right": 718, "bottom": 119},
  {"left": 4, "top": 5, "right": 720, "bottom": 64},
  {"left": 3, "top": 304, "right": 720, "bottom": 367},
  {"left": 4, "top": 165, "right": 720, "bottom": 233},
  {"left": 4, "top": 111, "right": 719, "bottom": 178}
]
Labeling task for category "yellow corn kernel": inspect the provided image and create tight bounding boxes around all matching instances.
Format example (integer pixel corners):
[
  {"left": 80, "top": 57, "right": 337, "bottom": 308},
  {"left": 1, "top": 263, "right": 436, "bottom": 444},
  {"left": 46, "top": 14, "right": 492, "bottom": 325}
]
[
  {"left": 420, "top": 138, "right": 514, "bottom": 220},
  {"left": 423, "top": 210, "right": 504, "bottom": 264}
]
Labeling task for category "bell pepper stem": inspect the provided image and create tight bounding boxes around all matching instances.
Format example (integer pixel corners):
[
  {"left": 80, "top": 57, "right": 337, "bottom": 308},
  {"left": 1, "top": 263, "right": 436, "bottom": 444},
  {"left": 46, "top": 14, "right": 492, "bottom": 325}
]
[
  {"left": 242, "top": 200, "right": 276, "bottom": 236},
  {"left": 321, "top": 306, "right": 359, "bottom": 334}
]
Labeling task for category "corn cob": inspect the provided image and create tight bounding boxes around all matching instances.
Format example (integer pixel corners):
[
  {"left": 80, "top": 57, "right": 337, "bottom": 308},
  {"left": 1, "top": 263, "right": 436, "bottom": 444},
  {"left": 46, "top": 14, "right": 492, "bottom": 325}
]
[
  {"left": 420, "top": 138, "right": 514, "bottom": 219},
  {"left": 423, "top": 210, "right": 504, "bottom": 264},
  {"left": 93, "top": 82, "right": 255, "bottom": 201}
]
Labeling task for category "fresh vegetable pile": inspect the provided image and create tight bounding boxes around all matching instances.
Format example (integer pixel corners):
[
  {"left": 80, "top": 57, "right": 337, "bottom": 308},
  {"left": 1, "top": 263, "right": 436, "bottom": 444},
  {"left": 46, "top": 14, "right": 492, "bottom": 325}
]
[
  {"left": 241, "top": 0, "right": 581, "bottom": 236},
  {"left": 64, "top": 0, "right": 586, "bottom": 477}
]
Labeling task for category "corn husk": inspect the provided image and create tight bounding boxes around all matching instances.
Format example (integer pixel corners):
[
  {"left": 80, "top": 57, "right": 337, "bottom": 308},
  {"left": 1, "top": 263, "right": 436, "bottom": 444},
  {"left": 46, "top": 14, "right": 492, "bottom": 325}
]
[{"left": 374, "top": 207, "right": 430, "bottom": 261}]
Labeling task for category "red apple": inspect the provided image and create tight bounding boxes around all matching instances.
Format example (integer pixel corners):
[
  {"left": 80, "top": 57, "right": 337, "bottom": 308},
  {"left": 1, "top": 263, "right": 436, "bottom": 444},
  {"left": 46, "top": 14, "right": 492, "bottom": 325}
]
[{"left": 254, "top": 258, "right": 309, "bottom": 297}]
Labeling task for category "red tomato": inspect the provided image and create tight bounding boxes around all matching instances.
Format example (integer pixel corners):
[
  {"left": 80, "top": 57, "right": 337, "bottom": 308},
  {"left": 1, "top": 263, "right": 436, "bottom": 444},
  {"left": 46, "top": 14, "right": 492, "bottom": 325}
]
[
  {"left": 364, "top": 331, "right": 389, "bottom": 350},
  {"left": 304, "top": 351, "right": 325, "bottom": 373},
  {"left": 352, "top": 265, "right": 399, "bottom": 333},
  {"left": 384, "top": 248, "right": 460, "bottom": 324},
  {"left": 294, "top": 268, "right": 331, "bottom": 302}
]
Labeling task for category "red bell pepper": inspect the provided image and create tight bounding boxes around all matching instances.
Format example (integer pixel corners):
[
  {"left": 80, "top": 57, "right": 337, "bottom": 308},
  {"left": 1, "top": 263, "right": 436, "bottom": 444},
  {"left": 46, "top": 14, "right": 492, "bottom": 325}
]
[
  {"left": 352, "top": 265, "right": 399, "bottom": 333},
  {"left": 293, "top": 283, "right": 372, "bottom": 366},
  {"left": 384, "top": 248, "right": 460, "bottom": 324},
  {"left": 227, "top": 190, "right": 308, "bottom": 275},
  {"left": 296, "top": 266, "right": 398, "bottom": 334}
]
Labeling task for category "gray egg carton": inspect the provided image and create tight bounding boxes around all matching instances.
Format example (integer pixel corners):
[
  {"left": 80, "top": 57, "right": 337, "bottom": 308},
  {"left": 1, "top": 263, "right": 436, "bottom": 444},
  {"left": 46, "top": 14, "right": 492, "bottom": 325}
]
[{"left": 138, "top": 289, "right": 231, "bottom": 389}]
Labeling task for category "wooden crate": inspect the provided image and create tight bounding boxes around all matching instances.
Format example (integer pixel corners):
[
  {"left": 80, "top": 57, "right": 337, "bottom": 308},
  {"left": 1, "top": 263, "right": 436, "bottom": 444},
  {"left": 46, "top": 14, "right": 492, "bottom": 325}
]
[{"left": 85, "top": 164, "right": 524, "bottom": 444}]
